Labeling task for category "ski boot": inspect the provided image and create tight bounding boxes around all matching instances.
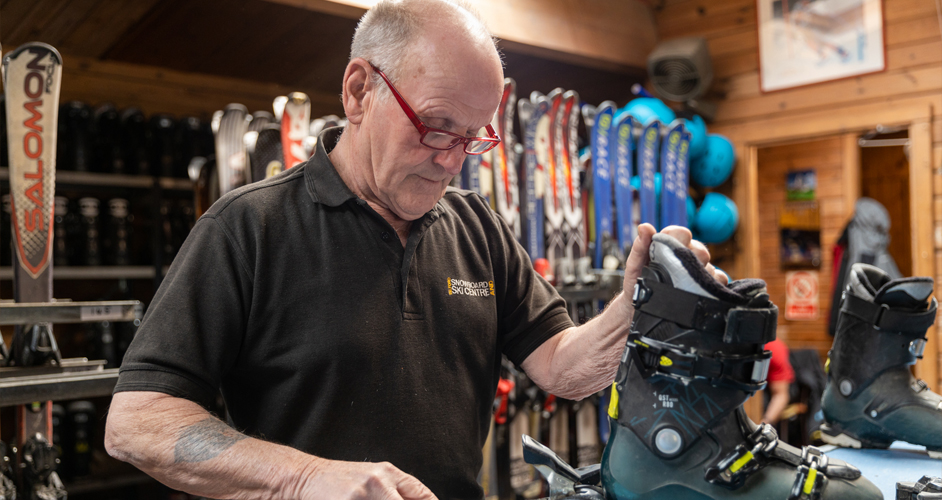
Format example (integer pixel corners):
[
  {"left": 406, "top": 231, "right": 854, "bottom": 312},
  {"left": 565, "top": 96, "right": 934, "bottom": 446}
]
[
  {"left": 820, "top": 263, "right": 942, "bottom": 457},
  {"left": 0, "top": 440, "right": 15, "bottom": 500},
  {"left": 20, "top": 433, "right": 66, "bottom": 500},
  {"left": 601, "top": 234, "right": 880, "bottom": 499}
]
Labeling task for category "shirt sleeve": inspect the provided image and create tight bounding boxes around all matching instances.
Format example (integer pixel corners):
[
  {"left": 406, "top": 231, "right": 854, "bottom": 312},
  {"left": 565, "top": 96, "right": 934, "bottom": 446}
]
[
  {"left": 486, "top": 209, "right": 574, "bottom": 366},
  {"left": 113, "top": 215, "right": 253, "bottom": 410}
]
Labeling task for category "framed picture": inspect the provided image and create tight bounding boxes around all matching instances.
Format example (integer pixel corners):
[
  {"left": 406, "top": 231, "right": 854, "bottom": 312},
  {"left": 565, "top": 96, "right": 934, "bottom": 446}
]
[{"left": 757, "top": 0, "right": 886, "bottom": 93}]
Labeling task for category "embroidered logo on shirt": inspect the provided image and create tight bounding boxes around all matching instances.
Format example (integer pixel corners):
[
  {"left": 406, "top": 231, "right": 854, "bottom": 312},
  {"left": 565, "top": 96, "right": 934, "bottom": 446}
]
[{"left": 447, "top": 277, "right": 495, "bottom": 297}]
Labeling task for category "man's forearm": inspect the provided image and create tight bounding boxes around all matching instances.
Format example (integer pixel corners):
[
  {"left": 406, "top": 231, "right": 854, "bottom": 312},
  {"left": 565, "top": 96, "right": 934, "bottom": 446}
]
[
  {"left": 106, "top": 391, "right": 314, "bottom": 500},
  {"left": 522, "top": 291, "right": 633, "bottom": 400}
]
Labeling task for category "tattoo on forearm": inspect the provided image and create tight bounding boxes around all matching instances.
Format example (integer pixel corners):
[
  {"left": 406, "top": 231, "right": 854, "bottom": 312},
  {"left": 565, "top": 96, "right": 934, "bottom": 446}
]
[{"left": 173, "top": 418, "right": 248, "bottom": 463}]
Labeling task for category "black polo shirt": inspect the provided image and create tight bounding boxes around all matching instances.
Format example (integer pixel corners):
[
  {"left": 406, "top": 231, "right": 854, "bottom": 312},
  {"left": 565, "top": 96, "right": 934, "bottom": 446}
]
[{"left": 114, "top": 127, "right": 573, "bottom": 499}]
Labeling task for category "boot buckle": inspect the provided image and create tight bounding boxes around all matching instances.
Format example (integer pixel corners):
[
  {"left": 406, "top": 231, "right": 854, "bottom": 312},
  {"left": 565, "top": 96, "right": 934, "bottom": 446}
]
[
  {"left": 704, "top": 423, "right": 778, "bottom": 489},
  {"left": 789, "top": 447, "right": 828, "bottom": 500}
]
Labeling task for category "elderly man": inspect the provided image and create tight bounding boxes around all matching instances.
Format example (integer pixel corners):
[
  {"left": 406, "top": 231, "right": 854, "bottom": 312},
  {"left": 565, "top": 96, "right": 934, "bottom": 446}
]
[{"left": 105, "top": 1, "right": 719, "bottom": 499}]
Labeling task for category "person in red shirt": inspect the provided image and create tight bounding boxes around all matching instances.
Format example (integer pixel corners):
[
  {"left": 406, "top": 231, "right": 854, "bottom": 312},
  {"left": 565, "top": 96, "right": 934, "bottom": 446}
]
[{"left": 763, "top": 339, "right": 796, "bottom": 424}]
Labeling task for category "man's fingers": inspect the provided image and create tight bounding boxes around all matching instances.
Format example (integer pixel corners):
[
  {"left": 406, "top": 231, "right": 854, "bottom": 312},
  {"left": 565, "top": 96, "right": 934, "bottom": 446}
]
[
  {"left": 624, "top": 223, "right": 657, "bottom": 278},
  {"left": 659, "top": 225, "right": 692, "bottom": 248},
  {"left": 688, "top": 239, "right": 711, "bottom": 266},
  {"left": 396, "top": 474, "right": 438, "bottom": 500},
  {"left": 705, "top": 263, "right": 729, "bottom": 285}
]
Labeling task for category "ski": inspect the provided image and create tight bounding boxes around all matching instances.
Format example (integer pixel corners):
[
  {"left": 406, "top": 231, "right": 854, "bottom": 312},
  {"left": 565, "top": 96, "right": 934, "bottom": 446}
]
[
  {"left": 675, "top": 128, "right": 692, "bottom": 228},
  {"left": 542, "top": 89, "right": 565, "bottom": 285},
  {"left": 518, "top": 96, "right": 549, "bottom": 260},
  {"left": 248, "top": 125, "right": 285, "bottom": 182},
  {"left": 3, "top": 41, "right": 67, "bottom": 500},
  {"left": 460, "top": 153, "right": 483, "bottom": 195},
  {"left": 636, "top": 120, "right": 661, "bottom": 228},
  {"left": 590, "top": 102, "right": 617, "bottom": 269},
  {"left": 491, "top": 79, "right": 520, "bottom": 240},
  {"left": 558, "top": 90, "right": 587, "bottom": 289},
  {"left": 612, "top": 112, "right": 635, "bottom": 255},
  {"left": 659, "top": 121, "right": 685, "bottom": 228},
  {"left": 213, "top": 104, "right": 250, "bottom": 197},
  {"left": 281, "top": 92, "right": 311, "bottom": 169}
]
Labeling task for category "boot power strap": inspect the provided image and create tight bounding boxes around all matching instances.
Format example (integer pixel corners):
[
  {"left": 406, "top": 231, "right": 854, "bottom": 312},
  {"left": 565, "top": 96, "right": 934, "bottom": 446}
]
[
  {"left": 633, "top": 278, "right": 777, "bottom": 345},
  {"left": 628, "top": 332, "right": 772, "bottom": 392},
  {"left": 840, "top": 293, "right": 937, "bottom": 336}
]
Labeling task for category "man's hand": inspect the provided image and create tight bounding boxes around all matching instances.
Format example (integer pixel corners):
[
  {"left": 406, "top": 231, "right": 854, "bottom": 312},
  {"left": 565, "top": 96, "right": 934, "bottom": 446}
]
[
  {"left": 622, "top": 223, "right": 728, "bottom": 312},
  {"left": 298, "top": 459, "right": 438, "bottom": 500}
]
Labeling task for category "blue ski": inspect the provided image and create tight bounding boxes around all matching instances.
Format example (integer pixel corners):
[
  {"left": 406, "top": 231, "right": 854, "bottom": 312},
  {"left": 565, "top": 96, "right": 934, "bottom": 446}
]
[
  {"left": 612, "top": 112, "right": 635, "bottom": 255},
  {"left": 637, "top": 120, "right": 661, "bottom": 228},
  {"left": 675, "top": 128, "right": 692, "bottom": 228},
  {"left": 659, "top": 121, "right": 684, "bottom": 228},
  {"left": 519, "top": 97, "right": 550, "bottom": 259},
  {"left": 590, "top": 102, "right": 616, "bottom": 268}
]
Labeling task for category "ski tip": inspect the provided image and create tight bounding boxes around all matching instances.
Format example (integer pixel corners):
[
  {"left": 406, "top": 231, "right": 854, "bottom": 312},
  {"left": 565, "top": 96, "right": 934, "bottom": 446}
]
[{"left": 3, "top": 41, "right": 63, "bottom": 66}]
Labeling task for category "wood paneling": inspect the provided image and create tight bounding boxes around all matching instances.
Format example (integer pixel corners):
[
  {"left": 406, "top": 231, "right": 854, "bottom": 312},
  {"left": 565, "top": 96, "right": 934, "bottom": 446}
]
[
  {"left": 56, "top": 54, "right": 345, "bottom": 119},
  {"left": 261, "top": 0, "right": 658, "bottom": 72},
  {"left": 756, "top": 137, "right": 845, "bottom": 359},
  {"left": 657, "top": 0, "right": 942, "bottom": 389}
]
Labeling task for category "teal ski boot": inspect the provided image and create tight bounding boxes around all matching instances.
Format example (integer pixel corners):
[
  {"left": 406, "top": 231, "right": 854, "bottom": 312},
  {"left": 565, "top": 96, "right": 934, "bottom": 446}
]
[
  {"left": 820, "top": 263, "right": 942, "bottom": 457},
  {"left": 601, "top": 234, "right": 881, "bottom": 500}
]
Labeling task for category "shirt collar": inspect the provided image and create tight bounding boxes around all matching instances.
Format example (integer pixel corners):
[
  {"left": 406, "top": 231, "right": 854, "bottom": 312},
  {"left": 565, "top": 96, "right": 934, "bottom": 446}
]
[{"left": 305, "top": 126, "right": 357, "bottom": 207}]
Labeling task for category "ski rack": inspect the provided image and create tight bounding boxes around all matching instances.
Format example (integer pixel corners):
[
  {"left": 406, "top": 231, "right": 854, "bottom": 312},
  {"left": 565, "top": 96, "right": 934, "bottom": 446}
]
[
  {"left": 0, "top": 299, "right": 143, "bottom": 407},
  {"left": 555, "top": 270, "right": 624, "bottom": 319}
]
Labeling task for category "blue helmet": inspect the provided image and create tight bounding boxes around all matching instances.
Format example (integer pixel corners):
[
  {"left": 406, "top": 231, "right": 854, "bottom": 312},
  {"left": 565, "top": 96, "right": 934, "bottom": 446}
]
[
  {"left": 683, "top": 114, "right": 708, "bottom": 159},
  {"left": 694, "top": 192, "right": 738, "bottom": 244},
  {"left": 690, "top": 134, "right": 735, "bottom": 188},
  {"left": 622, "top": 97, "right": 675, "bottom": 126}
]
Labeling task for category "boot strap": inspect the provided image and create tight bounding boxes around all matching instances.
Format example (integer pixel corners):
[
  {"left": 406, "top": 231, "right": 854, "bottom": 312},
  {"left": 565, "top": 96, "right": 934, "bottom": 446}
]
[
  {"left": 628, "top": 332, "right": 771, "bottom": 393},
  {"left": 633, "top": 278, "right": 778, "bottom": 345},
  {"left": 840, "top": 293, "right": 937, "bottom": 337},
  {"left": 704, "top": 424, "right": 831, "bottom": 499}
]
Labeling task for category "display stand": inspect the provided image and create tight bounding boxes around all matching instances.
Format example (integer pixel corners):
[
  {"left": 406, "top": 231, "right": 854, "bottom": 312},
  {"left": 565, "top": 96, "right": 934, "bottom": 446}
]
[{"left": 823, "top": 443, "right": 941, "bottom": 499}]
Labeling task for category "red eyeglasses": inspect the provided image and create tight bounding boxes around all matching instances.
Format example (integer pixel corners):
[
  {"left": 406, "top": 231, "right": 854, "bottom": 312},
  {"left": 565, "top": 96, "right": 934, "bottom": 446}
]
[{"left": 370, "top": 64, "right": 501, "bottom": 155}]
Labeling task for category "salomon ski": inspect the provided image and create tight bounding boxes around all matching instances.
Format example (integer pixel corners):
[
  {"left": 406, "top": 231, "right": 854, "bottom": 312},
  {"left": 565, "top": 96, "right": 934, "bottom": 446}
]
[{"left": 4, "top": 41, "right": 68, "bottom": 500}]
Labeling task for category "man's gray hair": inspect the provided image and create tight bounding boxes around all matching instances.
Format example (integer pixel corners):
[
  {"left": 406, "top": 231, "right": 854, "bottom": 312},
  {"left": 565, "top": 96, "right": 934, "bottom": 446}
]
[{"left": 350, "top": 0, "right": 497, "bottom": 99}]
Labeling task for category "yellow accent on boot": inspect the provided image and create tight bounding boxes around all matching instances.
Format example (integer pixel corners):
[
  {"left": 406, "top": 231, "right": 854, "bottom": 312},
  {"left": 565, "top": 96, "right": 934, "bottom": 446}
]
[
  {"left": 803, "top": 469, "right": 818, "bottom": 495},
  {"left": 660, "top": 356, "right": 673, "bottom": 367},
  {"left": 729, "top": 451, "right": 754, "bottom": 473},
  {"left": 608, "top": 382, "right": 619, "bottom": 419}
]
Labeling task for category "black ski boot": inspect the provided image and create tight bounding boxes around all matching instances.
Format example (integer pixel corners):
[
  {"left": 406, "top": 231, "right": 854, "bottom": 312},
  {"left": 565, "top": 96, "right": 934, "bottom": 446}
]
[
  {"left": 0, "top": 440, "right": 15, "bottom": 500},
  {"left": 820, "top": 263, "right": 942, "bottom": 457},
  {"left": 20, "top": 433, "right": 66, "bottom": 500},
  {"left": 601, "top": 234, "right": 880, "bottom": 499}
]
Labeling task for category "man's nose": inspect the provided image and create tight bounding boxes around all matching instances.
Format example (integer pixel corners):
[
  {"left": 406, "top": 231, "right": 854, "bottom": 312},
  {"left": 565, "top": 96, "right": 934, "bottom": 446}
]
[{"left": 435, "top": 146, "right": 466, "bottom": 177}]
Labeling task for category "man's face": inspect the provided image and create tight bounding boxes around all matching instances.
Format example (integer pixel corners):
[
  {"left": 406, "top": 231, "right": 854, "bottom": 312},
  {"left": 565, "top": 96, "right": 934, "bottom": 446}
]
[{"left": 364, "top": 32, "right": 503, "bottom": 221}]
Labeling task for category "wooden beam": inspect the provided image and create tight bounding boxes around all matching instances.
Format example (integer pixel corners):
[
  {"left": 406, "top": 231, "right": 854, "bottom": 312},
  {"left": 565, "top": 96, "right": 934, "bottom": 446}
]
[
  {"left": 259, "top": 0, "right": 656, "bottom": 73},
  {"left": 47, "top": 54, "right": 344, "bottom": 118},
  {"left": 910, "top": 119, "right": 939, "bottom": 392}
]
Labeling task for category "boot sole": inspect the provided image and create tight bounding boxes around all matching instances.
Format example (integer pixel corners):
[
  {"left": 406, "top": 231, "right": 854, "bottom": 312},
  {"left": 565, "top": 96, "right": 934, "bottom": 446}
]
[
  {"left": 818, "top": 423, "right": 892, "bottom": 450},
  {"left": 821, "top": 424, "right": 942, "bottom": 459}
]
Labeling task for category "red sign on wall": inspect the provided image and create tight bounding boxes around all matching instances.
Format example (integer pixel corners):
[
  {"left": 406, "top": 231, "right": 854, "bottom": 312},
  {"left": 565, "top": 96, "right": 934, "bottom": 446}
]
[{"left": 785, "top": 270, "right": 819, "bottom": 321}]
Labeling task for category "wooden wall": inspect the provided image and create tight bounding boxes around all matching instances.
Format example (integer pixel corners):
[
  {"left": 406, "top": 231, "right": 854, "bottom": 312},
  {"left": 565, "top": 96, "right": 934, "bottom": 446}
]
[
  {"left": 757, "top": 138, "right": 845, "bottom": 358},
  {"left": 655, "top": 0, "right": 942, "bottom": 390}
]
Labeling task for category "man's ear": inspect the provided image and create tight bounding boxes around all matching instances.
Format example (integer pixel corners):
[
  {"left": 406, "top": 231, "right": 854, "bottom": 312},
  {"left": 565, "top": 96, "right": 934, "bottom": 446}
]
[{"left": 341, "top": 58, "right": 374, "bottom": 125}]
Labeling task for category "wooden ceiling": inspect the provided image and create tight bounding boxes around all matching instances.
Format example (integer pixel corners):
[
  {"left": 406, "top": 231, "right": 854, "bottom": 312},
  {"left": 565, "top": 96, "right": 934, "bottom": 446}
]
[{"left": 1, "top": 0, "right": 647, "bottom": 116}]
